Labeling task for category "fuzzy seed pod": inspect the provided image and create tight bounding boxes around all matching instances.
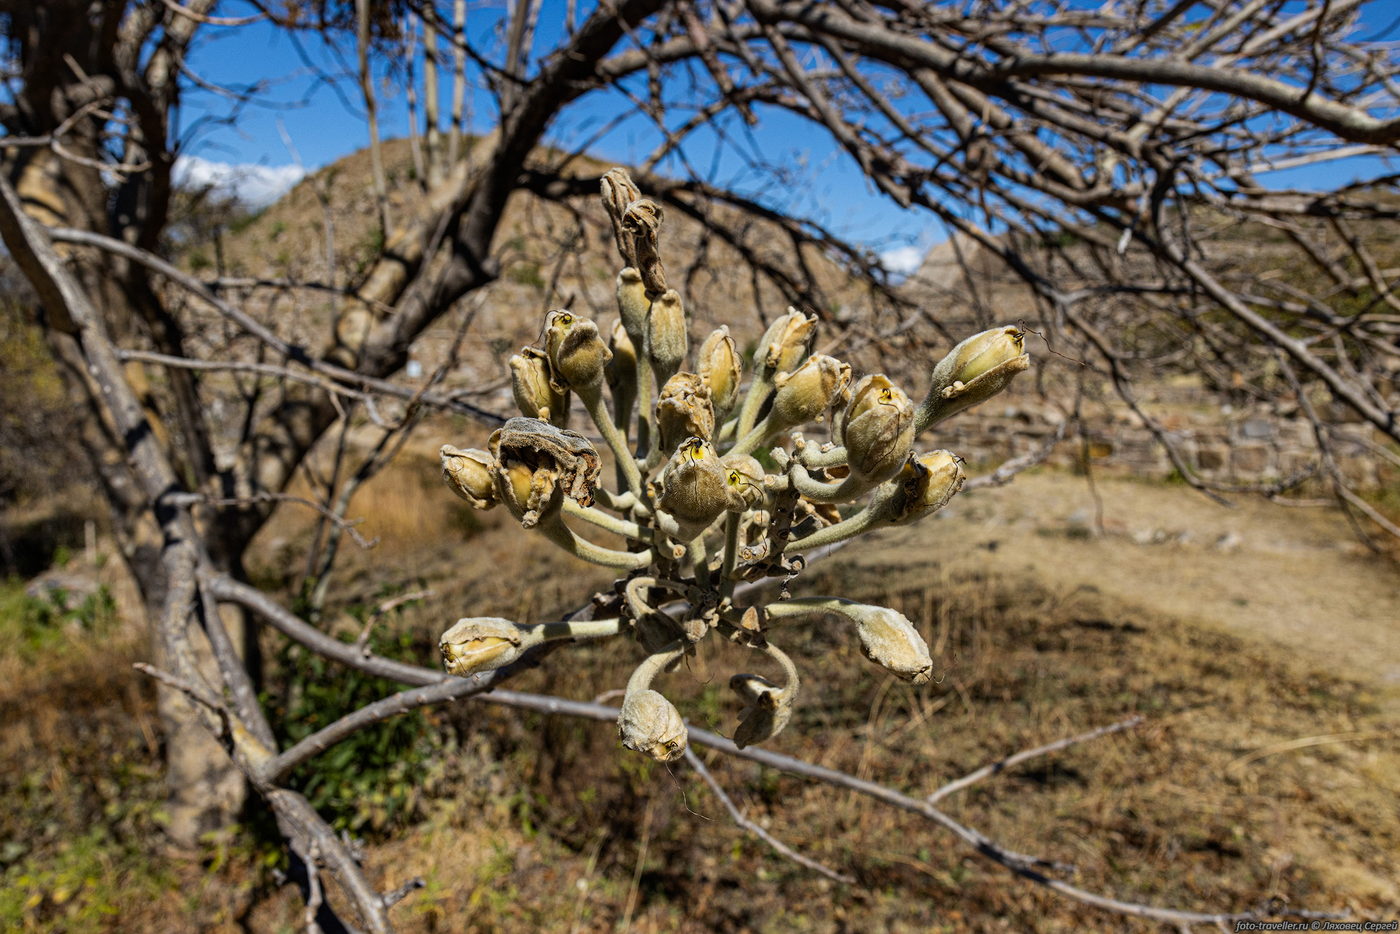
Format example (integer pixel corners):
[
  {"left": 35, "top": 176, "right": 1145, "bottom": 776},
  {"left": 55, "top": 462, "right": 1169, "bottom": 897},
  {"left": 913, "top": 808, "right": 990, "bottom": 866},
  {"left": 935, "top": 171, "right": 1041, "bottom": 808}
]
[
  {"left": 488, "top": 417, "right": 602, "bottom": 527},
  {"left": 656, "top": 372, "right": 715, "bottom": 453},
  {"left": 917, "top": 326, "right": 1029, "bottom": 430},
  {"left": 849, "top": 605, "right": 934, "bottom": 684},
  {"left": 606, "top": 319, "right": 638, "bottom": 422},
  {"left": 842, "top": 375, "right": 915, "bottom": 483},
  {"left": 697, "top": 326, "right": 742, "bottom": 414},
  {"left": 618, "top": 689, "right": 687, "bottom": 761},
  {"left": 721, "top": 453, "right": 767, "bottom": 511},
  {"left": 509, "top": 347, "right": 570, "bottom": 427},
  {"left": 658, "top": 437, "right": 734, "bottom": 535},
  {"left": 440, "top": 617, "right": 530, "bottom": 677},
  {"left": 646, "top": 289, "right": 688, "bottom": 383},
  {"left": 730, "top": 673, "right": 796, "bottom": 749},
  {"left": 544, "top": 309, "right": 612, "bottom": 391},
  {"left": 871, "top": 450, "right": 964, "bottom": 526},
  {"left": 615, "top": 268, "right": 650, "bottom": 346},
  {"left": 770, "top": 354, "right": 852, "bottom": 431},
  {"left": 440, "top": 445, "right": 496, "bottom": 510},
  {"left": 758, "top": 308, "right": 818, "bottom": 375}
]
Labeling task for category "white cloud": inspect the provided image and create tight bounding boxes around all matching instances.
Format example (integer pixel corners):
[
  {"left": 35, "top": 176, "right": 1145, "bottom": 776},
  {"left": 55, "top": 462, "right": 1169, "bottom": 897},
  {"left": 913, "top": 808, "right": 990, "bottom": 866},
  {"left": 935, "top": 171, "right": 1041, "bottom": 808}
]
[
  {"left": 173, "top": 155, "right": 305, "bottom": 208},
  {"left": 878, "top": 244, "right": 926, "bottom": 277}
]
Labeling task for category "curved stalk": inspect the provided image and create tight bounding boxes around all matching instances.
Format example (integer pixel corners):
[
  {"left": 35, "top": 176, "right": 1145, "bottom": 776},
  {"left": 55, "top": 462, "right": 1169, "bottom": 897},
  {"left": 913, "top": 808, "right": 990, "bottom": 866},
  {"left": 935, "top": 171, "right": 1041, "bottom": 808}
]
[
  {"left": 562, "top": 499, "right": 645, "bottom": 540},
  {"left": 788, "top": 464, "right": 876, "bottom": 504},
  {"left": 540, "top": 514, "right": 655, "bottom": 570},
  {"left": 784, "top": 508, "right": 881, "bottom": 553}
]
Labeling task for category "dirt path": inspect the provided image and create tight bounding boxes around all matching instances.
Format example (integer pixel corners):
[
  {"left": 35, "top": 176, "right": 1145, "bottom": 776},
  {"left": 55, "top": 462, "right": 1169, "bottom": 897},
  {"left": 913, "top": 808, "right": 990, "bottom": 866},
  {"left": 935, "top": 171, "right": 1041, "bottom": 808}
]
[{"left": 844, "top": 470, "right": 1400, "bottom": 690}]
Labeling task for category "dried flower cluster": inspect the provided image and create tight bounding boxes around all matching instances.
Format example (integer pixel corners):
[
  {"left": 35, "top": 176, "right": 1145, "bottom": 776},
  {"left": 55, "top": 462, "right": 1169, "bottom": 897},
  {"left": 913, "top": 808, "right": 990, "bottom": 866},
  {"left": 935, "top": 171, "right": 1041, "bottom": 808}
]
[{"left": 439, "top": 169, "right": 1029, "bottom": 761}]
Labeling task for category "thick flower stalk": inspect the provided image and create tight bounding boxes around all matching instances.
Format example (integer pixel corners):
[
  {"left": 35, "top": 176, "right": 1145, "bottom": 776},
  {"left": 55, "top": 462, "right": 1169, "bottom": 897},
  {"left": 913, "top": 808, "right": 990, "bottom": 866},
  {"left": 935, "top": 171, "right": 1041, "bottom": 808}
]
[{"left": 436, "top": 169, "right": 1029, "bottom": 760}]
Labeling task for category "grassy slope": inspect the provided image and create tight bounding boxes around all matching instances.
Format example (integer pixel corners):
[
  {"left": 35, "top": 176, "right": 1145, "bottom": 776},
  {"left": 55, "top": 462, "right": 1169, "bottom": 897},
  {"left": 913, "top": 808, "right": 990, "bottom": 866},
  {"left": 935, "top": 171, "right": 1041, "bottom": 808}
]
[{"left": 3, "top": 463, "right": 1397, "bottom": 932}]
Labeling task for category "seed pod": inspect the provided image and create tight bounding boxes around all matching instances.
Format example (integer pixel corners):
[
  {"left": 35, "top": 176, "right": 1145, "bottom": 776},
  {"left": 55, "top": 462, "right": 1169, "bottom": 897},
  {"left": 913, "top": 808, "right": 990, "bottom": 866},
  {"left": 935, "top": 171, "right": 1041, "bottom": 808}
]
[
  {"left": 842, "top": 375, "right": 915, "bottom": 483},
  {"left": 618, "top": 689, "right": 688, "bottom": 761},
  {"left": 615, "top": 267, "right": 649, "bottom": 346},
  {"left": 849, "top": 605, "right": 934, "bottom": 684},
  {"left": 730, "top": 673, "right": 796, "bottom": 749},
  {"left": 769, "top": 354, "right": 852, "bottom": 431},
  {"left": 440, "top": 445, "right": 496, "bottom": 510},
  {"left": 758, "top": 308, "right": 818, "bottom": 375},
  {"left": 606, "top": 319, "right": 638, "bottom": 423},
  {"left": 656, "top": 372, "right": 715, "bottom": 454},
  {"left": 509, "top": 347, "right": 569, "bottom": 427},
  {"left": 658, "top": 437, "right": 733, "bottom": 535},
  {"left": 721, "top": 452, "right": 767, "bottom": 511},
  {"left": 870, "top": 450, "right": 964, "bottom": 526},
  {"left": 488, "top": 417, "right": 602, "bottom": 527},
  {"left": 440, "top": 617, "right": 530, "bottom": 677},
  {"left": 646, "top": 289, "right": 688, "bottom": 384},
  {"left": 697, "top": 326, "right": 742, "bottom": 414},
  {"left": 543, "top": 309, "right": 612, "bottom": 392},
  {"left": 917, "top": 326, "right": 1029, "bottom": 431}
]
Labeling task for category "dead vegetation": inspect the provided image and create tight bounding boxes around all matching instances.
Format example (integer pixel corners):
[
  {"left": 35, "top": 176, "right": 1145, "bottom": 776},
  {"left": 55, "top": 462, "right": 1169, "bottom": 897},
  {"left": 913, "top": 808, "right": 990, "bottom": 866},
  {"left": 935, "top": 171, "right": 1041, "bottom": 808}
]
[{"left": 4, "top": 466, "right": 1397, "bottom": 932}]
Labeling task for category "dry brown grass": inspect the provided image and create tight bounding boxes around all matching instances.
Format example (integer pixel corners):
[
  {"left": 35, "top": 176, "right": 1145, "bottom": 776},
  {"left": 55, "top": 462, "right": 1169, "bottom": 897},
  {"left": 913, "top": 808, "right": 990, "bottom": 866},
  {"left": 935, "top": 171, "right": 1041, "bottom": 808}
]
[{"left": 5, "top": 469, "right": 1397, "bottom": 932}]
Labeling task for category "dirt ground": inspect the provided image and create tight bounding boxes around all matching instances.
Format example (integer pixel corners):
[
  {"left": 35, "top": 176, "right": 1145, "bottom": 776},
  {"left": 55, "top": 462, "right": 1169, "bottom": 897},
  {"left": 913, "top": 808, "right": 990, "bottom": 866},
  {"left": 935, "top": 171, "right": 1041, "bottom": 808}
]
[{"left": 858, "top": 470, "right": 1400, "bottom": 698}]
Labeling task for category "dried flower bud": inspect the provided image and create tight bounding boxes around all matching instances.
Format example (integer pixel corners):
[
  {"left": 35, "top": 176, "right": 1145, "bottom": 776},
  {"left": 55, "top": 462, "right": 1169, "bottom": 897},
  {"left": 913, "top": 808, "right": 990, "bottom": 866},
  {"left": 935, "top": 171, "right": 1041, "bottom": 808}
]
[
  {"left": 697, "top": 326, "right": 742, "bottom": 413},
  {"left": 918, "top": 326, "right": 1029, "bottom": 430},
  {"left": 440, "top": 616, "right": 529, "bottom": 677},
  {"left": 850, "top": 605, "right": 933, "bottom": 684},
  {"left": 622, "top": 199, "right": 667, "bottom": 295},
  {"left": 601, "top": 169, "right": 643, "bottom": 263},
  {"left": 488, "top": 417, "right": 602, "bottom": 527},
  {"left": 440, "top": 445, "right": 496, "bottom": 510},
  {"left": 656, "top": 372, "right": 715, "bottom": 454},
  {"left": 842, "top": 375, "right": 915, "bottom": 483},
  {"left": 721, "top": 452, "right": 767, "bottom": 511},
  {"left": 758, "top": 308, "right": 818, "bottom": 374},
  {"left": 544, "top": 309, "right": 612, "bottom": 391},
  {"left": 730, "top": 673, "right": 796, "bottom": 749},
  {"left": 618, "top": 688, "right": 687, "bottom": 761},
  {"left": 646, "top": 289, "right": 688, "bottom": 383},
  {"left": 658, "top": 437, "right": 735, "bottom": 534},
  {"left": 509, "top": 347, "right": 569, "bottom": 427},
  {"left": 871, "top": 450, "right": 964, "bottom": 526},
  {"left": 770, "top": 354, "right": 852, "bottom": 431},
  {"left": 615, "top": 268, "right": 649, "bottom": 345}
]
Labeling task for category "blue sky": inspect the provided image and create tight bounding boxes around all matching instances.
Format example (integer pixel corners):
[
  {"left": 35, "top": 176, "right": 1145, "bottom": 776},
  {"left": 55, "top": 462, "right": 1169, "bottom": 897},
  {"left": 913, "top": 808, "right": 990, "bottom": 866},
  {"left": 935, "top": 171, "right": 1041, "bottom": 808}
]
[{"left": 177, "top": 1, "right": 1400, "bottom": 274}]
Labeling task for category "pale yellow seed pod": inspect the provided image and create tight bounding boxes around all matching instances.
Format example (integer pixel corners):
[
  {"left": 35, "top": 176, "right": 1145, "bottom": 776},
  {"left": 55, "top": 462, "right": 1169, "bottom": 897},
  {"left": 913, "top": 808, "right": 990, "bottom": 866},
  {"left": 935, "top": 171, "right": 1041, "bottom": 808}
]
[
  {"left": 646, "top": 289, "right": 688, "bottom": 382},
  {"left": 658, "top": 437, "right": 731, "bottom": 534},
  {"left": 606, "top": 319, "right": 638, "bottom": 421},
  {"left": 697, "top": 326, "right": 742, "bottom": 414},
  {"left": 440, "top": 445, "right": 497, "bottom": 510},
  {"left": 440, "top": 617, "right": 529, "bottom": 677},
  {"left": 721, "top": 452, "right": 766, "bottom": 511},
  {"left": 618, "top": 689, "right": 688, "bottom": 761},
  {"left": 509, "top": 347, "right": 569, "bottom": 426},
  {"left": 842, "top": 374, "right": 915, "bottom": 483},
  {"left": 615, "top": 267, "right": 649, "bottom": 345},
  {"left": 543, "top": 309, "right": 612, "bottom": 391},
  {"left": 656, "top": 372, "right": 715, "bottom": 454},
  {"left": 488, "top": 417, "right": 601, "bottom": 527},
  {"left": 871, "top": 450, "right": 964, "bottom": 526},
  {"left": 758, "top": 308, "right": 818, "bottom": 374},
  {"left": 850, "top": 605, "right": 933, "bottom": 684},
  {"left": 769, "top": 354, "right": 852, "bottom": 431},
  {"left": 917, "top": 326, "right": 1029, "bottom": 431}
]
